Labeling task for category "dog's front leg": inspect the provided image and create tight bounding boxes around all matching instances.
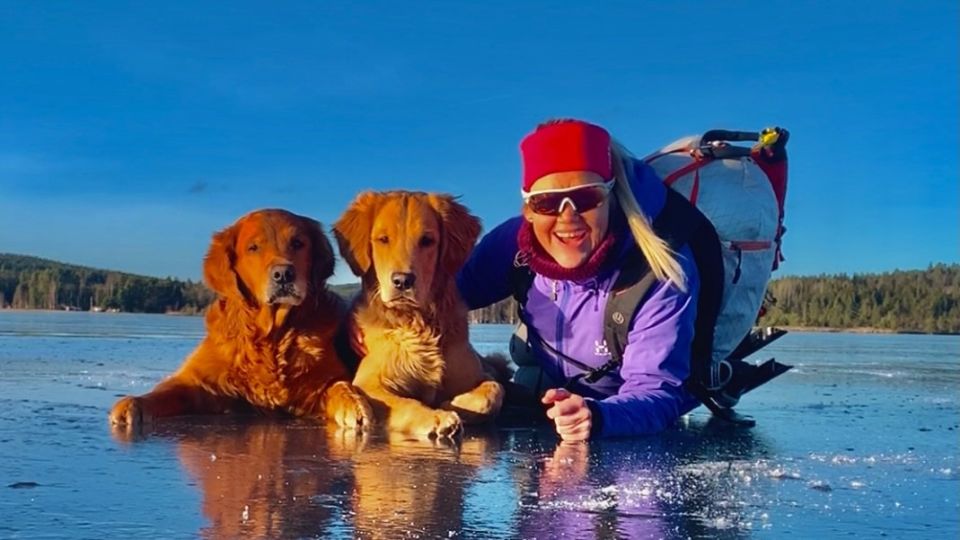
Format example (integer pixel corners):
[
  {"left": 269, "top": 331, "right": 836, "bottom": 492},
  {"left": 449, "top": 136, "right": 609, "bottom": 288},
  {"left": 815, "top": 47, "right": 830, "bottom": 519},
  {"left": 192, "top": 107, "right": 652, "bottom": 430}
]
[
  {"left": 109, "top": 376, "right": 238, "bottom": 429},
  {"left": 360, "top": 386, "right": 462, "bottom": 439},
  {"left": 441, "top": 380, "right": 505, "bottom": 424},
  {"left": 439, "top": 345, "right": 506, "bottom": 424}
]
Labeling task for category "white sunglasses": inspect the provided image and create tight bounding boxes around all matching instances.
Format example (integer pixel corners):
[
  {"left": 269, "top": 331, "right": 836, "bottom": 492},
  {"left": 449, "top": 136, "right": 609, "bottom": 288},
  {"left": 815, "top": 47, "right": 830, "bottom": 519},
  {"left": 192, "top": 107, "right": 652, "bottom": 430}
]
[{"left": 521, "top": 182, "right": 614, "bottom": 216}]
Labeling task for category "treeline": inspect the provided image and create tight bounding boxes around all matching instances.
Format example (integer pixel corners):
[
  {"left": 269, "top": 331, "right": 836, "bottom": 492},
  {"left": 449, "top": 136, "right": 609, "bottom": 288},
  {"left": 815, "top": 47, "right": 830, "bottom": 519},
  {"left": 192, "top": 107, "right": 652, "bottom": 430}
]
[
  {"left": 3, "top": 253, "right": 957, "bottom": 333},
  {"left": 469, "top": 264, "right": 960, "bottom": 334},
  {"left": 0, "top": 254, "right": 213, "bottom": 314},
  {"left": 761, "top": 264, "right": 959, "bottom": 334},
  {"left": 0, "top": 253, "right": 366, "bottom": 314}
]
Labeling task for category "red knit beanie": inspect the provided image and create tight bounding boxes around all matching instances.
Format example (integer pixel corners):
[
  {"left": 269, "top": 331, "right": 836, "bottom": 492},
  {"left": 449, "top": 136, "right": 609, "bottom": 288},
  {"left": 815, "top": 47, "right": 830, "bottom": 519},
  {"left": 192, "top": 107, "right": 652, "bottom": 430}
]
[{"left": 519, "top": 119, "right": 612, "bottom": 192}]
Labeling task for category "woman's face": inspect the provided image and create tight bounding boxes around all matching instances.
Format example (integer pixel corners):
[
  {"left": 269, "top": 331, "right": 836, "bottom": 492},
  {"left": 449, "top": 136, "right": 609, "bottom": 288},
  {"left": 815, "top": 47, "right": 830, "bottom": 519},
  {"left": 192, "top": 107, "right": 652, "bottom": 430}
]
[{"left": 523, "top": 171, "right": 612, "bottom": 269}]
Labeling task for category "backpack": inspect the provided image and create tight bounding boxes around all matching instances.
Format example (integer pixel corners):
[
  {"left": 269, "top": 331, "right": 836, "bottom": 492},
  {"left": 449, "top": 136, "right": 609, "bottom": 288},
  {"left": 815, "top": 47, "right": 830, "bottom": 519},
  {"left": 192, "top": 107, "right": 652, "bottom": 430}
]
[
  {"left": 644, "top": 128, "right": 791, "bottom": 394},
  {"left": 511, "top": 127, "right": 792, "bottom": 425}
]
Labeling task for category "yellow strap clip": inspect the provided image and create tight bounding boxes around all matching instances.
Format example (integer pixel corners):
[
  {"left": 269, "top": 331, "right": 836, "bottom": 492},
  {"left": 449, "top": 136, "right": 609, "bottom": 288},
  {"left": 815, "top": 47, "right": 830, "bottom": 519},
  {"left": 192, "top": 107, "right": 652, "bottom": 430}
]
[{"left": 757, "top": 127, "right": 780, "bottom": 148}]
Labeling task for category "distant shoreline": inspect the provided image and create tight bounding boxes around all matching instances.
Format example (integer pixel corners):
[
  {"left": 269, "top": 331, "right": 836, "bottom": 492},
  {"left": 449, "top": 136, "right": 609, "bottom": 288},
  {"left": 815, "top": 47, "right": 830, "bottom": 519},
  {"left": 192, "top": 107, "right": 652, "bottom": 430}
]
[
  {"left": 777, "top": 325, "right": 895, "bottom": 334},
  {"left": 780, "top": 326, "right": 958, "bottom": 336},
  {"left": 2, "top": 308, "right": 957, "bottom": 336},
  {"left": 0, "top": 308, "right": 203, "bottom": 317}
]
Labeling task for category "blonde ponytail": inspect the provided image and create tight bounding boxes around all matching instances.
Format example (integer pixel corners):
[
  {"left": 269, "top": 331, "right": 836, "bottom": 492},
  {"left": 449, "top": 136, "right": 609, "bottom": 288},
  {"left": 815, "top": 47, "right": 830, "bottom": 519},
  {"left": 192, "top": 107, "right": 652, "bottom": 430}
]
[{"left": 610, "top": 140, "right": 688, "bottom": 292}]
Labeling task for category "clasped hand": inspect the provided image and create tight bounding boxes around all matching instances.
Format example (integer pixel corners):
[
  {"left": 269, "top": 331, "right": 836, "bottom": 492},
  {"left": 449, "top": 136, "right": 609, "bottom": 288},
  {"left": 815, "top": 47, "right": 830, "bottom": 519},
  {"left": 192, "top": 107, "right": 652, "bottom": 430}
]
[{"left": 542, "top": 388, "right": 592, "bottom": 442}]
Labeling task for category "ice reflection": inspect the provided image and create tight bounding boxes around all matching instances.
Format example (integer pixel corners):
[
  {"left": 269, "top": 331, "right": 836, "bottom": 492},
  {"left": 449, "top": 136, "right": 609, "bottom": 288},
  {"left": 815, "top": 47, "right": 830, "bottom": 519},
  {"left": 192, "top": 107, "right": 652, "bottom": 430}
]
[
  {"left": 129, "top": 416, "right": 779, "bottom": 539},
  {"left": 141, "top": 419, "right": 504, "bottom": 539},
  {"left": 508, "top": 418, "right": 772, "bottom": 539},
  {"left": 171, "top": 420, "right": 356, "bottom": 539}
]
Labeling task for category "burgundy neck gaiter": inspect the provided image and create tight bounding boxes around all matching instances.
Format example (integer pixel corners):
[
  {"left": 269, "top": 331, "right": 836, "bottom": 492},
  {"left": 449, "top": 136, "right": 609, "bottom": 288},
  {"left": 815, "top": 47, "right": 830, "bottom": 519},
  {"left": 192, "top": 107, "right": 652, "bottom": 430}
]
[{"left": 516, "top": 221, "right": 620, "bottom": 282}]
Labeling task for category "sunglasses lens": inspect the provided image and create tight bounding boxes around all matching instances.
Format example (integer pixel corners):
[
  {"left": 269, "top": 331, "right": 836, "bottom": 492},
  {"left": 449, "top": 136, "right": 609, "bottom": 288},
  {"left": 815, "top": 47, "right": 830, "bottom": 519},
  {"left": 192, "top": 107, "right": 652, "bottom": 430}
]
[
  {"left": 527, "top": 193, "right": 564, "bottom": 215},
  {"left": 527, "top": 185, "right": 608, "bottom": 215},
  {"left": 569, "top": 187, "right": 607, "bottom": 211}
]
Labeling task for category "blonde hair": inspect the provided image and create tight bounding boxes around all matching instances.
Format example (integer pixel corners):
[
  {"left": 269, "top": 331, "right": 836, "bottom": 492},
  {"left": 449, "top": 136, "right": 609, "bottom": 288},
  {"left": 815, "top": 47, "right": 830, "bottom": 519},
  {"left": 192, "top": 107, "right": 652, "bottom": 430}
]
[{"left": 610, "top": 139, "right": 688, "bottom": 292}]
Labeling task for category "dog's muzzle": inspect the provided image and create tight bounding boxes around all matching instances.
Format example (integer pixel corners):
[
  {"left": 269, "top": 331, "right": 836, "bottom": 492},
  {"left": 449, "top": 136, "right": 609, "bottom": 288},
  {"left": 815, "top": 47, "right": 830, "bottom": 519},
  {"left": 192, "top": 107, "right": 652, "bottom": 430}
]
[
  {"left": 267, "top": 264, "right": 304, "bottom": 305},
  {"left": 391, "top": 271, "right": 416, "bottom": 291}
]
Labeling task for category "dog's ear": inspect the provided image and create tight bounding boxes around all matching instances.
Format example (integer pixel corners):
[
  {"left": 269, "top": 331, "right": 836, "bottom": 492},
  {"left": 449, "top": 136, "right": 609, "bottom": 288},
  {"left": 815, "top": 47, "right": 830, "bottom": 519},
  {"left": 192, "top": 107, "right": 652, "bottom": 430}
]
[
  {"left": 203, "top": 222, "right": 242, "bottom": 300},
  {"left": 303, "top": 216, "right": 335, "bottom": 285},
  {"left": 428, "top": 194, "right": 481, "bottom": 274},
  {"left": 333, "top": 192, "right": 380, "bottom": 276}
]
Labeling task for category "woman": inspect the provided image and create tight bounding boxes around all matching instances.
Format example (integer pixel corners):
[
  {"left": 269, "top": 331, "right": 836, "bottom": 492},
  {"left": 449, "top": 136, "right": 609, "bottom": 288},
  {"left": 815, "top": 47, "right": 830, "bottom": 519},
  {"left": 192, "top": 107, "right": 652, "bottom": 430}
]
[{"left": 457, "top": 119, "right": 701, "bottom": 441}]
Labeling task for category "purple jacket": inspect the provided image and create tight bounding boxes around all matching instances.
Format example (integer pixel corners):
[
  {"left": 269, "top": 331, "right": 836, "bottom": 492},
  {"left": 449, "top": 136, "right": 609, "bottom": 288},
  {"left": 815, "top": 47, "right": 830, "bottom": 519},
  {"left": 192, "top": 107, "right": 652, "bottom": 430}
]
[{"left": 457, "top": 159, "right": 700, "bottom": 437}]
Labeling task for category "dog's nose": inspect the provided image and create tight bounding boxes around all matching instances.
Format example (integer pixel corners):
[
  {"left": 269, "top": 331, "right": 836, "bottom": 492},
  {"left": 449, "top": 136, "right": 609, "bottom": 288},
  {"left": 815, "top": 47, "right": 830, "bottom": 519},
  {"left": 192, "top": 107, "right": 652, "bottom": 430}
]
[
  {"left": 391, "top": 272, "right": 416, "bottom": 291},
  {"left": 271, "top": 264, "right": 296, "bottom": 285}
]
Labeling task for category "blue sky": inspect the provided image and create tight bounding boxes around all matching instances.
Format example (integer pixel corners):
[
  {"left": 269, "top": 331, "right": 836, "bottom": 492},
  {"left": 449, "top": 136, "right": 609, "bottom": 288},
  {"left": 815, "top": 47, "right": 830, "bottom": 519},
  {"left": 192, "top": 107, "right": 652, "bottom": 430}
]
[{"left": 1, "top": 1, "right": 956, "bottom": 284}]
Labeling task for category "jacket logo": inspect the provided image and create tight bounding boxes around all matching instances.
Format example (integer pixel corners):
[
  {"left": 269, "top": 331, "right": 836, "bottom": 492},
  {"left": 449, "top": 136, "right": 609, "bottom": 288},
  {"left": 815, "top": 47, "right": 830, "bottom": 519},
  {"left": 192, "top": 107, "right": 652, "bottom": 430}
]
[
  {"left": 594, "top": 339, "right": 610, "bottom": 357},
  {"left": 513, "top": 250, "right": 531, "bottom": 268}
]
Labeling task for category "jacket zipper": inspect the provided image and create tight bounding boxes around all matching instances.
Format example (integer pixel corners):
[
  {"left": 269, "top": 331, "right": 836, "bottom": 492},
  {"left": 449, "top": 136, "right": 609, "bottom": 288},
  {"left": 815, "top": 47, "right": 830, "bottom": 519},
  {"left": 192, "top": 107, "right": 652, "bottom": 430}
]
[
  {"left": 555, "top": 280, "right": 569, "bottom": 377},
  {"left": 590, "top": 280, "right": 600, "bottom": 312}
]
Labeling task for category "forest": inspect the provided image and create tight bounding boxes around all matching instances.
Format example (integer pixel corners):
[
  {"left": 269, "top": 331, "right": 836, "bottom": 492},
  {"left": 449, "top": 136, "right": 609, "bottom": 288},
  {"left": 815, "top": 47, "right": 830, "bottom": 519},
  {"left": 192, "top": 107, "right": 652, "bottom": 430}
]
[
  {"left": 0, "top": 254, "right": 214, "bottom": 314},
  {"left": 2, "top": 254, "right": 956, "bottom": 334}
]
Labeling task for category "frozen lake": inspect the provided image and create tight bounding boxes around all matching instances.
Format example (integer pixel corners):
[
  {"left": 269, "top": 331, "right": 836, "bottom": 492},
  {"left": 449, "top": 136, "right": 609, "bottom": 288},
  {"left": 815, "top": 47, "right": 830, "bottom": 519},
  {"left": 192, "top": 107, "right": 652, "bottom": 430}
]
[{"left": 0, "top": 311, "right": 957, "bottom": 539}]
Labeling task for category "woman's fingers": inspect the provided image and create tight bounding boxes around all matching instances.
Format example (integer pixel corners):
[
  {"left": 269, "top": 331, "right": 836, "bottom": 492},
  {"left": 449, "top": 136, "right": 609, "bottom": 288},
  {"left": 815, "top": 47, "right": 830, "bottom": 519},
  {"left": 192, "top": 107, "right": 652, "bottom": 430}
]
[
  {"left": 556, "top": 421, "right": 591, "bottom": 442},
  {"left": 543, "top": 391, "right": 593, "bottom": 441},
  {"left": 552, "top": 406, "right": 588, "bottom": 427},
  {"left": 541, "top": 387, "right": 571, "bottom": 405},
  {"left": 545, "top": 394, "right": 584, "bottom": 419}
]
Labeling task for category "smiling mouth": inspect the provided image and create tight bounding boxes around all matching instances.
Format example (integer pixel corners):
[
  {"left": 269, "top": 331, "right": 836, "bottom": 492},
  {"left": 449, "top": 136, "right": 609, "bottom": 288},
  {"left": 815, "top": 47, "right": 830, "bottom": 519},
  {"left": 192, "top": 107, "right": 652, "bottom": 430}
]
[{"left": 555, "top": 230, "right": 587, "bottom": 244}]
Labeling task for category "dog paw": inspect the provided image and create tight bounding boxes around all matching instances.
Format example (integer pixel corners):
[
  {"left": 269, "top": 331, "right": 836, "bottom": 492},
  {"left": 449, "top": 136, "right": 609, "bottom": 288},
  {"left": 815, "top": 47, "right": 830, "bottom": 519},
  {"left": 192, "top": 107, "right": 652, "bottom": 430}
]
[
  {"left": 431, "top": 410, "right": 462, "bottom": 439},
  {"left": 443, "top": 381, "right": 505, "bottom": 423},
  {"left": 109, "top": 396, "right": 151, "bottom": 427},
  {"left": 329, "top": 381, "right": 375, "bottom": 431}
]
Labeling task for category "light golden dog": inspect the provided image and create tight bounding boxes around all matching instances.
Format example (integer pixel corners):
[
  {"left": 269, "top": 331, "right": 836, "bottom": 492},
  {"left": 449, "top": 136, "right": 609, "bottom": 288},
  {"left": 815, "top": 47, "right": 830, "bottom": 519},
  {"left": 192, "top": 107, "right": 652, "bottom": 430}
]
[
  {"left": 109, "top": 209, "right": 372, "bottom": 432},
  {"left": 334, "top": 191, "right": 504, "bottom": 438}
]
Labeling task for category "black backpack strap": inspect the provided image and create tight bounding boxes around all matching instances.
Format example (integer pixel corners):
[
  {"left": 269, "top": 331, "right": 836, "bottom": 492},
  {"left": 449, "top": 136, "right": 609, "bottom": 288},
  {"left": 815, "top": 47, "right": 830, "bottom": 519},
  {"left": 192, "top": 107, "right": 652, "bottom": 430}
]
[
  {"left": 508, "top": 250, "right": 535, "bottom": 319},
  {"left": 601, "top": 190, "right": 699, "bottom": 363},
  {"left": 585, "top": 251, "right": 659, "bottom": 388},
  {"left": 655, "top": 189, "right": 724, "bottom": 386},
  {"left": 653, "top": 189, "right": 701, "bottom": 250},
  {"left": 602, "top": 267, "right": 658, "bottom": 366},
  {"left": 599, "top": 189, "right": 723, "bottom": 384}
]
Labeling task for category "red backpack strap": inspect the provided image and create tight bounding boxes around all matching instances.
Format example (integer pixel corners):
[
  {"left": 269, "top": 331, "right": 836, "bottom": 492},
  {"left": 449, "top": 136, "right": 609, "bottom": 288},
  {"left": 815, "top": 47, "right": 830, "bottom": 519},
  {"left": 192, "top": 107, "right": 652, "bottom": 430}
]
[{"left": 751, "top": 127, "right": 790, "bottom": 270}]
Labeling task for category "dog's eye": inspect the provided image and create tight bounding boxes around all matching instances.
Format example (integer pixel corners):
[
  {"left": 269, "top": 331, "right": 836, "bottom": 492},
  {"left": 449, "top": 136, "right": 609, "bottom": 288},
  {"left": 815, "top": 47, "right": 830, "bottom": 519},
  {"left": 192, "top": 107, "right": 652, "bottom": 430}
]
[
  {"left": 247, "top": 243, "right": 259, "bottom": 253},
  {"left": 419, "top": 235, "right": 436, "bottom": 248},
  {"left": 376, "top": 235, "right": 389, "bottom": 244},
  {"left": 290, "top": 238, "right": 304, "bottom": 251}
]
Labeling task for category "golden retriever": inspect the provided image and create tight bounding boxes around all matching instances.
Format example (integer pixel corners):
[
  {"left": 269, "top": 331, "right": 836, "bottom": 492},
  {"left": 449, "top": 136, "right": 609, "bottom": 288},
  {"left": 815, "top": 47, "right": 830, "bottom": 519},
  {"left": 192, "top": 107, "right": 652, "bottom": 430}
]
[
  {"left": 333, "top": 191, "right": 504, "bottom": 438},
  {"left": 109, "top": 209, "right": 372, "bottom": 432}
]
